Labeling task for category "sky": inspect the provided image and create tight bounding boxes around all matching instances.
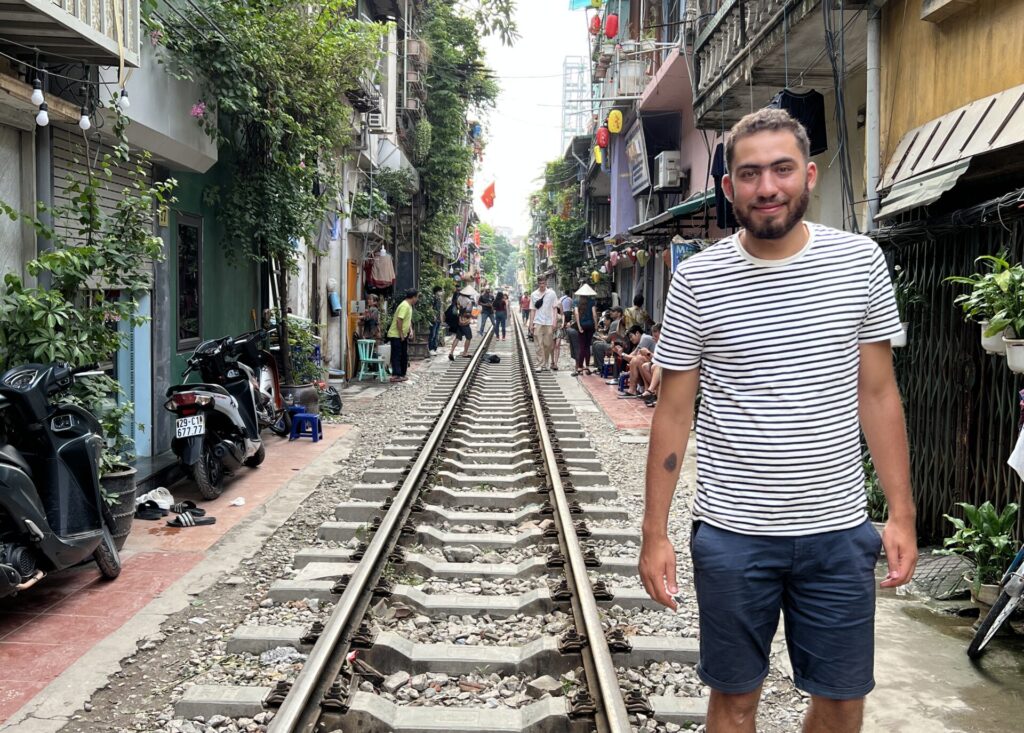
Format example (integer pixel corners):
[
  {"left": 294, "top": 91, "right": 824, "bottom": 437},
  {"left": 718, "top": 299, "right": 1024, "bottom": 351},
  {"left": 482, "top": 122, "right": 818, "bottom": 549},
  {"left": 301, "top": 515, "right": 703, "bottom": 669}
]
[{"left": 471, "top": 2, "right": 592, "bottom": 237}]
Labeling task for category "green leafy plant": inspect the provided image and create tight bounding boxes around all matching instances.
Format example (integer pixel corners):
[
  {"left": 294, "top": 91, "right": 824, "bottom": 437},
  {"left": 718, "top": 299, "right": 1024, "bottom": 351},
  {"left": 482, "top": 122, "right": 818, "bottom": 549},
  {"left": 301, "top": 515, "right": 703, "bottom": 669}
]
[
  {"left": 939, "top": 501, "right": 1020, "bottom": 590},
  {"left": 352, "top": 190, "right": 392, "bottom": 222},
  {"left": 945, "top": 253, "right": 1016, "bottom": 334},
  {"left": 892, "top": 265, "right": 925, "bottom": 323},
  {"left": 284, "top": 315, "right": 325, "bottom": 385},
  {"left": 0, "top": 103, "right": 175, "bottom": 476}
]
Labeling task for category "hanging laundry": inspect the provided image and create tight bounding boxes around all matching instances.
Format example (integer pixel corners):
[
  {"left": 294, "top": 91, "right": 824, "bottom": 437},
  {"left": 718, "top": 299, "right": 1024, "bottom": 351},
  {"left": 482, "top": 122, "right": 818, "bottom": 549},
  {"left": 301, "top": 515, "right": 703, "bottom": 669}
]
[
  {"left": 363, "top": 248, "right": 396, "bottom": 295},
  {"left": 711, "top": 143, "right": 739, "bottom": 230},
  {"left": 767, "top": 89, "right": 828, "bottom": 156}
]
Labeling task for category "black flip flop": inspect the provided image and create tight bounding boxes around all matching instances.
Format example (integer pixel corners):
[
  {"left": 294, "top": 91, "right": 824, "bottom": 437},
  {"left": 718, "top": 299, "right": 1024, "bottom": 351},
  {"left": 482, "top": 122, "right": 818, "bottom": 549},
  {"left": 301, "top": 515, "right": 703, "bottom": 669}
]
[
  {"left": 135, "top": 500, "right": 164, "bottom": 521},
  {"left": 170, "top": 501, "right": 206, "bottom": 517},
  {"left": 166, "top": 513, "right": 217, "bottom": 528}
]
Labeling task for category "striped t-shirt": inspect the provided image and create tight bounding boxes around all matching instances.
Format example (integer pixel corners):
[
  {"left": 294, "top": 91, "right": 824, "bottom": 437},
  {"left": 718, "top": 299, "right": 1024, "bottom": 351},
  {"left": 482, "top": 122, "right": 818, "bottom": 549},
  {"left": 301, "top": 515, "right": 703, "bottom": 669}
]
[{"left": 654, "top": 222, "right": 902, "bottom": 536}]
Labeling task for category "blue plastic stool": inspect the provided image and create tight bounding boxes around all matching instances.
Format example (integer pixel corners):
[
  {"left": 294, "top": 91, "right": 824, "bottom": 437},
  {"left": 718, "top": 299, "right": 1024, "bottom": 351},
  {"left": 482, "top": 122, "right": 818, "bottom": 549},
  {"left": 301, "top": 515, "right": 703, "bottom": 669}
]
[
  {"left": 617, "top": 372, "right": 629, "bottom": 392},
  {"left": 289, "top": 410, "right": 323, "bottom": 442},
  {"left": 600, "top": 361, "right": 614, "bottom": 378}
]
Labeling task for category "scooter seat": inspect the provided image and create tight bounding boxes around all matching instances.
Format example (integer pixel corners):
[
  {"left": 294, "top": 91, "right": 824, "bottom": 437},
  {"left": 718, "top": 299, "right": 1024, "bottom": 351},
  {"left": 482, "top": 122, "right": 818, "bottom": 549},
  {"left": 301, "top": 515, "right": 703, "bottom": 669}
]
[
  {"left": 0, "top": 443, "right": 32, "bottom": 478},
  {"left": 166, "top": 383, "right": 231, "bottom": 397}
]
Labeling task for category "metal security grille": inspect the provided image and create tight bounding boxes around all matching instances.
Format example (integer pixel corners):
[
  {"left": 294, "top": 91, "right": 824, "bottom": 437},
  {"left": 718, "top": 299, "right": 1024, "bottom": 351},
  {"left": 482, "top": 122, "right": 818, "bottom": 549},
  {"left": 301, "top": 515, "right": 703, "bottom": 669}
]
[{"left": 879, "top": 200, "right": 1024, "bottom": 543}]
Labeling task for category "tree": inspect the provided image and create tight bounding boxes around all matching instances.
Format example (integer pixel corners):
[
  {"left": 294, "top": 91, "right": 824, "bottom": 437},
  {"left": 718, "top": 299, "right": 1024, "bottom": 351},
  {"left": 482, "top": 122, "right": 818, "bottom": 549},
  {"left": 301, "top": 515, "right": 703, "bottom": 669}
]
[
  {"left": 478, "top": 223, "right": 516, "bottom": 287},
  {"left": 153, "top": 0, "right": 382, "bottom": 381},
  {"left": 528, "top": 159, "right": 586, "bottom": 293}
]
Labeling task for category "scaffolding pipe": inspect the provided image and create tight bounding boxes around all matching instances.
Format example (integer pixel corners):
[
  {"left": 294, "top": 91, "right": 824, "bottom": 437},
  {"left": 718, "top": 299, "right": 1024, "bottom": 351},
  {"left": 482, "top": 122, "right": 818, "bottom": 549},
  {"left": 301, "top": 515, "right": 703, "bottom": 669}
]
[{"left": 865, "top": 1, "right": 882, "bottom": 225}]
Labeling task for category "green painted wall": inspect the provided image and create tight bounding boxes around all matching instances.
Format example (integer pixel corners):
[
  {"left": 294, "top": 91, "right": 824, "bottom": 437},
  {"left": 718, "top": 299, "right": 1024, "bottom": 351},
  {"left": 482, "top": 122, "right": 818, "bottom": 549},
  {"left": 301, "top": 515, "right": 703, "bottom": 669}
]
[{"left": 168, "top": 163, "right": 261, "bottom": 382}]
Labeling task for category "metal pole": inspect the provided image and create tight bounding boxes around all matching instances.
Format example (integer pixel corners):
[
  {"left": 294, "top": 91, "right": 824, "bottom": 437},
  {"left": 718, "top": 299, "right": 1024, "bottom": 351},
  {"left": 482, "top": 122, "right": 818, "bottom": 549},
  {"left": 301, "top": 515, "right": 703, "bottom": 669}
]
[
  {"left": 865, "top": 1, "right": 881, "bottom": 227},
  {"left": 34, "top": 106, "right": 53, "bottom": 289}
]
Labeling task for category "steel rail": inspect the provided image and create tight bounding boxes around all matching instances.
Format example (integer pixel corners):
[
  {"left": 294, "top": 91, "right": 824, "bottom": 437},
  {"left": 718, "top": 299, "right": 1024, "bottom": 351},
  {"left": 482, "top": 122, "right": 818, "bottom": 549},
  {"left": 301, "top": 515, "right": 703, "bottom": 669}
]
[
  {"left": 268, "top": 331, "right": 494, "bottom": 733},
  {"left": 511, "top": 316, "right": 633, "bottom": 732}
]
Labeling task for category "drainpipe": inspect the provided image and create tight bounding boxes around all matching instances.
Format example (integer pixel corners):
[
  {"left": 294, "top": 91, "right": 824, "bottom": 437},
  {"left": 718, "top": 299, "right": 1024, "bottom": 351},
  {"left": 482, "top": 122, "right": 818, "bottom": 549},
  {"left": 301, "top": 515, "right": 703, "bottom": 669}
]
[{"left": 865, "top": 1, "right": 882, "bottom": 228}]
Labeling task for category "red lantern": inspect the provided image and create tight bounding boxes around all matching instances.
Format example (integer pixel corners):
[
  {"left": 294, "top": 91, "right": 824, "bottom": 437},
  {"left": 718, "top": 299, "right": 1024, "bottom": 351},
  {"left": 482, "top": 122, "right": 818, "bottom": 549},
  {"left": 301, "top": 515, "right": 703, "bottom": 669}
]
[
  {"left": 589, "top": 14, "right": 601, "bottom": 35},
  {"left": 596, "top": 125, "right": 610, "bottom": 149},
  {"left": 605, "top": 13, "right": 619, "bottom": 38}
]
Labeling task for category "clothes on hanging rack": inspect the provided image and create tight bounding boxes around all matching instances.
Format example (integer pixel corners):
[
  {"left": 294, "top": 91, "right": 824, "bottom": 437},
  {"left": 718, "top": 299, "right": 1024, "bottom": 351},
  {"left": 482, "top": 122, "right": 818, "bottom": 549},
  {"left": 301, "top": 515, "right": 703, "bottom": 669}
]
[
  {"left": 363, "top": 248, "right": 396, "bottom": 295},
  {"left": 711, "top": 143, "right": 739, "bottom": 230},
  {"left": 768, "top": 89, "right": 828, "bottom": 156}
]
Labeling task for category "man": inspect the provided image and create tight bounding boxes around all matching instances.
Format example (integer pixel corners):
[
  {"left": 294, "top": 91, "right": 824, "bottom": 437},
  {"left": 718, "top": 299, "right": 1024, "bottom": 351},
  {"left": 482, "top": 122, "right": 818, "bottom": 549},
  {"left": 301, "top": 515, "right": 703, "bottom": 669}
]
[
  {"left": 623, "top": 293, "right": 651, "bottom": 332},
  {"left": 621, "top": 323, "right": 660, "bottom": 397},
  {"left": 428, "top": 285, "right": 444, "bottom": 355},
  {"left": 478, "top": 287, "right": 496, "bottom": 336},
  {"left": 640, "top": 108, "right": 916, "bottom": 733},
  {"left": 387, "top": 289, "right": 418, "bottom": 382},
  {"left": 527, "top": 276, "right": 559, "bottom": 371},
  {"left": 519, "top": 292, "right": 531, "bottom": 324}
]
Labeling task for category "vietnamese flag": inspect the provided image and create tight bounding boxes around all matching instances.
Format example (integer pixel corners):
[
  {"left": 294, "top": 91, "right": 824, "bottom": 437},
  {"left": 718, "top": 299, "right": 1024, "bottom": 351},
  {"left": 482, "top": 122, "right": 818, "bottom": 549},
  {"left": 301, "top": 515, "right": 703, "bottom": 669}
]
[{"left": 481, "top": 182, "right": 496, "bottom": 209}]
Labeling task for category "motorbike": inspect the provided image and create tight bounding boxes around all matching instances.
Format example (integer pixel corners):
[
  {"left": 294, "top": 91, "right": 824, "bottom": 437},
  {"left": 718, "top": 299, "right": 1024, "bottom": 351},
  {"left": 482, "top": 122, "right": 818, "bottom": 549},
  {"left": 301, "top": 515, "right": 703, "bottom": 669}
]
[
  {"left": 232, "top": 329, "right": 292, "bottom": 437},
  {"left": 165, "top": 332, "right": 268, "bottom": 499},
  {"left": 0, "top": 362, "right": 121, "bottom": 598}
]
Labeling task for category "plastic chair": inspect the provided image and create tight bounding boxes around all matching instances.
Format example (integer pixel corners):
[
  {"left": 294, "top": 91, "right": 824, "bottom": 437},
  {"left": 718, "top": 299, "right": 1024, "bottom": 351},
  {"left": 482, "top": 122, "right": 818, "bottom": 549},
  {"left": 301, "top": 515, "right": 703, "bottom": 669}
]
[
  {"left": 289, "top": 410, "right": 323, "bottom": 442},
  {"left": 357, "top": 339, "right": 388, "bottom": 382}
]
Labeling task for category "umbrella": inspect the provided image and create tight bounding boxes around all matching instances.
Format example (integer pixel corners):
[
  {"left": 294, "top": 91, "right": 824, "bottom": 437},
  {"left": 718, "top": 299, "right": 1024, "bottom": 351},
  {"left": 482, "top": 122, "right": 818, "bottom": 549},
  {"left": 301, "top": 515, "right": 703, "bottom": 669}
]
[{"left": 575, "top": 284, "right": 597, "bottom": 296}]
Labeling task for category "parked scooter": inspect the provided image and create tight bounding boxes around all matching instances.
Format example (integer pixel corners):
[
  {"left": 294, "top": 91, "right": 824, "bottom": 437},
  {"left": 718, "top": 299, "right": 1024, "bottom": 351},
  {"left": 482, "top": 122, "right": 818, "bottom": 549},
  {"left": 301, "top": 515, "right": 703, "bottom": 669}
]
[
  {"left": 0, "top": 363, "right": 121, "bottom": 598},
  {"left": 231, "top": 329, "right": 291, "bottom": 437},
  {"left": 165, "top": 333, "right": 267, "bottom": 499}
]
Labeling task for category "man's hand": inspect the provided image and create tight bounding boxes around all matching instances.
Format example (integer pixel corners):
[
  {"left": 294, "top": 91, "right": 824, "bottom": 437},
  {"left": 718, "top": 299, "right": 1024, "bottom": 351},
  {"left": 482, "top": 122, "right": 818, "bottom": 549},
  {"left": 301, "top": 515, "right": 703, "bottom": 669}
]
[
  {"left": 880, "top": 517, "right": 918, "bottom": 588},
  {"left": 639, "top": 533, "right": 679, "bottom": 610}
]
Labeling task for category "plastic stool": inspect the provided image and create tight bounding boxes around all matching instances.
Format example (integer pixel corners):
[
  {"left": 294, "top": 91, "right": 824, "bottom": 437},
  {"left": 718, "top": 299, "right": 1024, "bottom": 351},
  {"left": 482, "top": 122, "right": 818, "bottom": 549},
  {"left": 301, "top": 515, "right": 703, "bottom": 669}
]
[
  {"left": 617, "top": 372, "right": 629, "bottom": 392},
  {"left": 289, "top": 412, "right": 323, "bottom": 442}
]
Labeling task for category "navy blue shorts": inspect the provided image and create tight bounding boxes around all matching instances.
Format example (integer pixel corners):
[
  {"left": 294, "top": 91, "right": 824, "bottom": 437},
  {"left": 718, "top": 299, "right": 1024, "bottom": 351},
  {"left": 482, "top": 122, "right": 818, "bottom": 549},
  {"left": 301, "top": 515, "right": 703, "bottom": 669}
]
[{"left": 690, "top": 519, "right": 882, "bottom": 700}]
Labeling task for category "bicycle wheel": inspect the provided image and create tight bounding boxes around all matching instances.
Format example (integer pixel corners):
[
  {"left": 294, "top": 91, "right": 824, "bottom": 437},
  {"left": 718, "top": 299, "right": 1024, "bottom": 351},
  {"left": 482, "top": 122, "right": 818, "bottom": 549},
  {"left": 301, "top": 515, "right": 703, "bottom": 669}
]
[{"left": 967, "top": 589, "right": 1022, "bottom": 659}]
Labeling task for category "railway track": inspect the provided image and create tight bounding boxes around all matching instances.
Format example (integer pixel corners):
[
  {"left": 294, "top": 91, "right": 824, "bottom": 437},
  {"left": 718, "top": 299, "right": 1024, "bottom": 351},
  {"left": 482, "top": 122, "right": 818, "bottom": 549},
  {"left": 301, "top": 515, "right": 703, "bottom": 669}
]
[{"left": 174, "top": 316, "right": 707, "bottom": 733}]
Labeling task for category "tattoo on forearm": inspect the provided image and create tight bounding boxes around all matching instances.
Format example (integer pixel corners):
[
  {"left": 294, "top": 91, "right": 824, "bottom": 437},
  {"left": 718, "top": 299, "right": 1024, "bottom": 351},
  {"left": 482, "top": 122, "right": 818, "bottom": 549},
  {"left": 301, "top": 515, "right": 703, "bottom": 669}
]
[{"left": 663, "top": 453, "right": 678, "bottom": 471}]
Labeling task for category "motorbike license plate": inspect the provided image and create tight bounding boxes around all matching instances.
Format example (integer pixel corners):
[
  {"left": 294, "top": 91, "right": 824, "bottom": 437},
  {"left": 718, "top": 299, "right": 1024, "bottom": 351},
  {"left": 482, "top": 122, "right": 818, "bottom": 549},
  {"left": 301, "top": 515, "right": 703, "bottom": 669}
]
[{"left": 175, "top": 414, "right": 205, "bottom": 438}]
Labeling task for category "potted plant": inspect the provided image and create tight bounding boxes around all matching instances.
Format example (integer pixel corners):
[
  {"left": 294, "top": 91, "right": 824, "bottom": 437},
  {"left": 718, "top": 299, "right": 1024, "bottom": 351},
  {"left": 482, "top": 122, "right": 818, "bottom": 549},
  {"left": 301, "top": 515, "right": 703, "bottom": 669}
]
[
  {"left": 938, "top": 501, "right": 1020, "bottom": 607},
  {"left": 351, "top": 190, "right": 392, "bottom": 239},
  {"left": 891, "top": 265, "right": 924, "bottom": 348},
  {"left": 982, "top": 262, "right": 1024, "bottom": 372},
  {"left": 946, "top": 253, "right": 1014, "bottom": 354},
  {"left": 0, "top": 103, "right": 174, "bottom": 551},
  {"left": 278, "top": 314, "right": 325, "bottom": 412}
]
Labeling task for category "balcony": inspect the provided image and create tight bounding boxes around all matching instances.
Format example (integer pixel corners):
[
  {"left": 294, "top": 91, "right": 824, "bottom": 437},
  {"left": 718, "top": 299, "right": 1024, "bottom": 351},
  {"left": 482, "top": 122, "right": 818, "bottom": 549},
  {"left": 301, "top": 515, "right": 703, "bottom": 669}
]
[
  {"left": 692, "top": 0, "right": 867, "bottom": 129},
  {"left": 0, "top": 1, "right": 140, "bottom": 67}
]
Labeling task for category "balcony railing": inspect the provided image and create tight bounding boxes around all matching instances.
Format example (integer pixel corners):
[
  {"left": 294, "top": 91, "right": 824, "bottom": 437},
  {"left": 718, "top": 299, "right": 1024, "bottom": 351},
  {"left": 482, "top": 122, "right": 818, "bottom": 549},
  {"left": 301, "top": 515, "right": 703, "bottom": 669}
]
[
  {"left": 693, "top": 0, "right": 824, "bottom": 127},
  {"left": 0, "top": 1, "right": 141, "bottom": 67}
]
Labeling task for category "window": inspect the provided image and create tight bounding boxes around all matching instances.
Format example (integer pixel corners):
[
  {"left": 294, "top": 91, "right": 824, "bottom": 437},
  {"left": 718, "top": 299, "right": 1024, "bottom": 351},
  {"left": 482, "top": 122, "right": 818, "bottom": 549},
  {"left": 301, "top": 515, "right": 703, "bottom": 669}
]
[{"left": 176, "top": 215, "right": 202, "bottom": 351}]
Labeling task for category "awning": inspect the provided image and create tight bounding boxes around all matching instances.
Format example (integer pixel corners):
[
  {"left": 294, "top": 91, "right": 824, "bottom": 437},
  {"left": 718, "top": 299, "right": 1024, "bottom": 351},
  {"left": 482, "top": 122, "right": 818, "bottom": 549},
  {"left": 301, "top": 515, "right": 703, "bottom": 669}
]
[
  {"left": 877, "top": 83, "right": 1024, "bottom": 220},
  {"left": 875, "top": 158, "right": 972, "bottom": 221},
  {"left": 628, "top": 189, "right": 715, "bottom": 236}
]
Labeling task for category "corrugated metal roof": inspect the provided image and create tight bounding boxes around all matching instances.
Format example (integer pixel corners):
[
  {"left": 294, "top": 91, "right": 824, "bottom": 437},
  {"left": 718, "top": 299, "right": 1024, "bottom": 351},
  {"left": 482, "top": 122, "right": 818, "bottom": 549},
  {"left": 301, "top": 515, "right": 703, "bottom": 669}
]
[
  {"left": 628, "top": 188, "right": 715, "bottom": 236},
  {"left": 880, "top": 83, "right": 1024, "bottom": 191}
]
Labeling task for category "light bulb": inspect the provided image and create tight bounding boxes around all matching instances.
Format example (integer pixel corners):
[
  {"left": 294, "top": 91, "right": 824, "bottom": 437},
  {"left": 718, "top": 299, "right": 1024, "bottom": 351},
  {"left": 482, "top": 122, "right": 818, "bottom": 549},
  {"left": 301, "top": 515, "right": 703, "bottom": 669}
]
[
  {"left": 30, "top": 78, "right": 44, "bottom": 106},
  {"left": 117, "top": 89, "right": 130, "bottom": 110},
  {"left": 78, "top": 107, "right": 91, "bottom": 131},
  {"left": 35, "top": 103, "right": 49, "bottom": 127}
]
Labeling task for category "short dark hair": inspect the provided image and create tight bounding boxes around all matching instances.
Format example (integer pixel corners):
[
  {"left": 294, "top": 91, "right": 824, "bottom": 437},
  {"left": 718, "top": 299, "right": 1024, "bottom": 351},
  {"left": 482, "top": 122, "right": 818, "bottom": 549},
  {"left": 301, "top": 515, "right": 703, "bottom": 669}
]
[
  {"left": 610, "top": 305, "right": 624, "bottom": 314},
  {"left": 627, "top": 325, "right": 644, "bottom": 337},
  {"left": 726, "top": 108, "right": 811, "bottom": 171},
  {"left": 433, "top": 285, "right": 443, "bottom": 293},
  {"left": 633, "top": 294, "right": 644, "bottom": 307},
  {"left": 404, "top": 288, "right": 419, "bottom": 299}
]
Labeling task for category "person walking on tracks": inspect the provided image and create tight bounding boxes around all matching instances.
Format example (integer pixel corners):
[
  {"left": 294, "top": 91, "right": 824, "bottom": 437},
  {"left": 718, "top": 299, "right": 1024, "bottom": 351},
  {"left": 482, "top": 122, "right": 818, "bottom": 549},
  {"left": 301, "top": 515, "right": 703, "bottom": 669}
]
[
  {"left": 527, "top": 275, "right": 559, "bottom": 371},
  {"left": 447, "top": 307, "right": 473, "bottom": 361},
  {"left": 493, "top": 291, "right": 509, "bottom": 340},
  {"left": 478, "top": 287, "right": 496, "bottom": 336},
  {"left": 640, "top": 108, "right": 917, "bottom": 733},
  {"left": 388, "top": 288, "right": 418, "bottom": 382}
]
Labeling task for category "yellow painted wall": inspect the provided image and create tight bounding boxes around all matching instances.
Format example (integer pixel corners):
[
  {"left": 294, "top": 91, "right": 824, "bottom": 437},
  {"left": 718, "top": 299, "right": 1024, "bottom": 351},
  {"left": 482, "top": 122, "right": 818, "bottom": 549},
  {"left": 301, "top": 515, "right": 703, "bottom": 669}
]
[{"left": 880, "top": 0, "right": 1024, "bottom": 164}]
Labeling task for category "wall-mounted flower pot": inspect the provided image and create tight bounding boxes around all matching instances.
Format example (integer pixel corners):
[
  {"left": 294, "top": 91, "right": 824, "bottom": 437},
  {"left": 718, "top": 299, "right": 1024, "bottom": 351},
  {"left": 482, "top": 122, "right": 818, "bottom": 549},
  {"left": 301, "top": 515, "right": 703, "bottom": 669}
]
[
  {"left": 1004, "top": 337, "right": 1024, "bottom": 373},
  {"left": 891, "top": 322, "right": 908, "bottom": 349},
  {"left": 980, "top": 321, "right": 1007, "bottom": 354}
]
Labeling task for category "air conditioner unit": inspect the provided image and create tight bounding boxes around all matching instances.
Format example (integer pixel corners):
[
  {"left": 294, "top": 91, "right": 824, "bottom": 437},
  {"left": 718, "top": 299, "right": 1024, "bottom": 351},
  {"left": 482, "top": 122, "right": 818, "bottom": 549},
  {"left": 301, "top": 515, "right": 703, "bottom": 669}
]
[
  {"left": 366, "top": 112, "right": 387, "bottom": 133},
  {"left": 654, "top": 151, "right": 682, "bottom": 190}
]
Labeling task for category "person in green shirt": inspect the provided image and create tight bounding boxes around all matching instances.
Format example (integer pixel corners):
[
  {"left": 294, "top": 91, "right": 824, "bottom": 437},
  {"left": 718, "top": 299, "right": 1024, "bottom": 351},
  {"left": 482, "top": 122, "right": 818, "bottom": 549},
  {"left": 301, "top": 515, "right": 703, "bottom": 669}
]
[{"left": 388, "top": 289, "right": 418, "bottom": 382}]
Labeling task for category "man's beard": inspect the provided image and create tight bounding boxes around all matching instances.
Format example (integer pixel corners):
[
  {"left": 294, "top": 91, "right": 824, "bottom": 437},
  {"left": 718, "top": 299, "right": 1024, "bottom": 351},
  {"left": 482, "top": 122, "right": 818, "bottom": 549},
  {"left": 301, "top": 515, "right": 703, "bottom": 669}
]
[{"left": 733, "top": 186, "right": 811, "bottom": 240}]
